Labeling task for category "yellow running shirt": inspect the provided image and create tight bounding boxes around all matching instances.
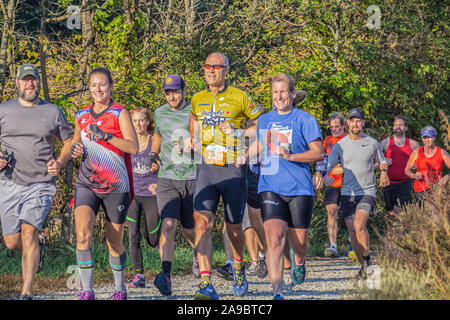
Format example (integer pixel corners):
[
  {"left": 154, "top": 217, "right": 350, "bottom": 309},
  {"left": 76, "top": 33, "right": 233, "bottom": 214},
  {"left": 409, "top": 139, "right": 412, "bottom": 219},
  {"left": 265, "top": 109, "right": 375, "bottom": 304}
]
[{"left": 191, "top": 85, "right": 262, "bottom": 163}]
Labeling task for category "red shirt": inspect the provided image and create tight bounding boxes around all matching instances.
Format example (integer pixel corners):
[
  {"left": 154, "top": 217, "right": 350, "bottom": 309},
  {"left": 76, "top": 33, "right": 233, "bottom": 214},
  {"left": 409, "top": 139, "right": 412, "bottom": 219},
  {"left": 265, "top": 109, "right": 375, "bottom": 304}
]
[
  {"left": 414, "top": 146, "right": 443, "bottom": 192},
  {"left": 324, "top": 133, "right": 347, "bottom": 188},
  {"left": 385, "top": 137, "right": 412, "bottom": 183},
  {"left": 76, "top": 102, "right": 133, "bottom": 195}
]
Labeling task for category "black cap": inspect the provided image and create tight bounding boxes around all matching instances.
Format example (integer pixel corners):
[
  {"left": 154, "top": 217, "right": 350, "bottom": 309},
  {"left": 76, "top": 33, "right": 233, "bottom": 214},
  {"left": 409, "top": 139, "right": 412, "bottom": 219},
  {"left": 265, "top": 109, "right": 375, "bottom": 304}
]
[{"left": 348, "top": 108, "right": 364, "bottom": 120}]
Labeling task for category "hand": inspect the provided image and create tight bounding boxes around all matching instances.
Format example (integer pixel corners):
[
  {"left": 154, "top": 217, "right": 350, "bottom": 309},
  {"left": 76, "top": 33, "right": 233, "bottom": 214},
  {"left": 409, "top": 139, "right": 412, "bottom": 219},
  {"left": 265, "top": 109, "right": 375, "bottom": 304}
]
[
  {"left": 149, "top": 152, "right": 161, "bottom": 168},
  {"left": 71, "top": 142, "right": 84, "bottom": 159},
  {"left": 47, "top": 159, "right": 62, "bottom": 176},
  {"left": 149, "top": 162, "right": 159, "bottom": 172},
  {"left": 331, "top": 164, "right": 343, "bottom": 175},
  {"left": 414, "top": 172, "right": 423, "bottom": 180},
  {"left": 386, "top": 158, "right": 393, "bottom": 165},
  {"left": 0, "top": 151, "right": 12, "bottom": 171},
  {"left": 313, "top": 171, "right": 323, "bottom": 190},
  {"left": 276, "top": 146, "right": 291, "bottom": 160},
  {"left": 88, "top": 124, "right": 106, "bottom": 141},
  {"left": 379, "top": 171, "right": 390, "bottom": 188},
  {"left": 323, "top": 174, "right": 335, "bottom": 186},
  {"left": 148, "top": 183, "right": 157, "bottom": 194},
  {"left": 219, "top": 122, "right": 234, "bottom": 135},
  {"left": 235, "top": 155, "right": 247, "bottom": 168}
]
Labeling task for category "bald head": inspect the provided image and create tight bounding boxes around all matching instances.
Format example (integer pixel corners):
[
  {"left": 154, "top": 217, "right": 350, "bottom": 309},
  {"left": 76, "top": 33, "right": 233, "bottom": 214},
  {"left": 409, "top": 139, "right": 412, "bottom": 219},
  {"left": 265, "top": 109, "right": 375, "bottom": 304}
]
[{"left": 206, "top": 52, "right": 229, "bottom": 67}]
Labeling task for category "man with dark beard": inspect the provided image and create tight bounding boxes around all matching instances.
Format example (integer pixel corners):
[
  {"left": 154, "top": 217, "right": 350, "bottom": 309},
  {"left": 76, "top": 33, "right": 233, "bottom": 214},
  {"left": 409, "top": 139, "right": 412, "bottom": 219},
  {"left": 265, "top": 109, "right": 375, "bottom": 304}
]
[
  {"left": 0, "top": 63, "right": 73, "bottom": 299},
  {"left": 380, "top": 116, "right": 420, "bottom": 218}
]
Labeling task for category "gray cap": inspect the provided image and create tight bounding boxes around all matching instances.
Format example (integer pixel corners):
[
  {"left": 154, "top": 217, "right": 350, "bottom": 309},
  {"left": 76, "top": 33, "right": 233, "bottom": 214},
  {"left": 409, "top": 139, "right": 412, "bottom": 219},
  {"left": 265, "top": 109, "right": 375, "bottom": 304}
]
[
  {"left": 348, "top": 108, "right": 365, "bottom": 120},
  {"left": 17, "top": 63, "right": 40, "bottom": 80}
]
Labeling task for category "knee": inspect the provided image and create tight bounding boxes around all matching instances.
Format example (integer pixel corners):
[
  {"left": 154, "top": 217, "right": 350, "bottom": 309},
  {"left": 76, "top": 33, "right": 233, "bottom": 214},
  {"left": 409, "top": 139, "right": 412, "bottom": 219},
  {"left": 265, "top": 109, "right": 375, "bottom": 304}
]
[
  {"left": 162, "top": 219, "right": 177, "bottom": 236},
  {"left": 76, "top": 230, "right": 92, "bottom": 249},
  {"left": 3, "top": 237, "right": 21, "bottom": 251},
  {"left": 195, "top": 214, "right": 213, "bottom": 235},
  {"left": 353, "top": 221, "right": 366, "bottom": 234}
]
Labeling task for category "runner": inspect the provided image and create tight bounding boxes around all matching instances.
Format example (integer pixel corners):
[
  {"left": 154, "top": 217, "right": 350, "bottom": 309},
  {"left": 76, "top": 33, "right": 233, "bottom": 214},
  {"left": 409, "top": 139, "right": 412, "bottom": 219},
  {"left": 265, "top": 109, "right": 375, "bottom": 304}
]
[
  {"left": 248, "top": 73, "right": 324, "bottom": 300},
  {"left": 324, "top": 108, "right": 389, "bottom": 278},
  {"left": 189, "top": 52, "right": 263, "bottom": 299},
  {"left": 380, "top": 115, "right": 420, "bottom": 218},
  {"left": 0, "top": 63, "right": 73, "bottom": 300},
  {"left": 314, "top": 112, "right": 355, "bottom": 259},
  {"left": 71, "top": 67, "right": 138, "bottom": 300},
  {"left": 126, "top": 108, "right": 160, "bottom": 289},
  {"left": 151, "top": 75, "right": 198, "bottom": 296},
  {"left": 404, "top": 126, "right": 450, "bottom": 202}
]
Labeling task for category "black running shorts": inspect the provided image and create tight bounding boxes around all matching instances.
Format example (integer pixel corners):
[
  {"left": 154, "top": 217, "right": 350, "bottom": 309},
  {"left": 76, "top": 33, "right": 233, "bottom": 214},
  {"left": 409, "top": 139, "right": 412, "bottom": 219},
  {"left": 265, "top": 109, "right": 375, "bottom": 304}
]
[
  {"left": 74, "top": 184, "right": 130, "bottom": 224},
  {"left": 382, "top": 179, "right": 412, "bottom": 212},
  {"left": 340, "top": 195, "right": 376, "bottom": 219},
  {"left": 324, "top": 186, "right": 341, "bottom": 206},
  {"left": 260, "top": 191, "right": 313, "bottom": 229},
  {"left": 194, "top": 163, "right": 247, "bottom": 224},
  {"left": 156, "top": 178, "right": 195, "bottom": 229},
  {"left": 247, "top": 167, "right": 260, "bottom": 209}
]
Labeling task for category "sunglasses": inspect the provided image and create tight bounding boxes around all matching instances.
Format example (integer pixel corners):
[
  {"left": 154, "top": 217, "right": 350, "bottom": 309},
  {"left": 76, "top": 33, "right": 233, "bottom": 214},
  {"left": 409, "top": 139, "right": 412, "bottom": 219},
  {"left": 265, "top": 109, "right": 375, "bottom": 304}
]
[{"left": 204, "top": 64, "right": 227, "bottom": 70}]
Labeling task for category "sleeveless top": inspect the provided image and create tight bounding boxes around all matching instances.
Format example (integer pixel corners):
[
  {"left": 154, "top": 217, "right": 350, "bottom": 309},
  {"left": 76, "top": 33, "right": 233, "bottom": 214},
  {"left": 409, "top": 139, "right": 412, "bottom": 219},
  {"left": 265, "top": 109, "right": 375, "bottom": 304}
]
[
  {"left": 76, "top": 102, "right": 133, "bottom": 195},
  {"left": 413, "top": 146, "right": 443, "bottom": 192},
  {"left": 323, "top": 133, "right": 347, "bottom": 188},
  {"left": 131, "top": 136, "right": 158, "bottom": 197},
  {"left": 385, "top": 137, "right": 412, "bottom": 183}
]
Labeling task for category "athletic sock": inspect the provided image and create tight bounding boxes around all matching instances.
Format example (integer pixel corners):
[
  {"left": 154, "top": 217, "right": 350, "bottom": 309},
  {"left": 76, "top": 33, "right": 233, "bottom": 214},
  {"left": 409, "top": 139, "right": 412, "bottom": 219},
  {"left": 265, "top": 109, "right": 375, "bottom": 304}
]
[
  {"left": 162, "top": 261, "right": 172, "bottom": 278},
  {"left": 258, "top": 252, "right": 266, "bottom": 260},
  {"left": 363, "top": 254, "right": 371, "bottom": 266},
  {"left": 76, "top": 248, "right": 94, "bottom": 293},
  {"left": 109, "top": 252, "right": 127, "bottom": 292},
  {"left": 226, "top": 260, "right": 233, "bottom": 266},
  {"left": 234, "top": 257, "right": 244, "bottom": 271},
  {"left": 294, "top": 254, "right": 305, "bottom": 267},
  {"left": 200, "top": 271, "right": 211, "bottom": 284}
]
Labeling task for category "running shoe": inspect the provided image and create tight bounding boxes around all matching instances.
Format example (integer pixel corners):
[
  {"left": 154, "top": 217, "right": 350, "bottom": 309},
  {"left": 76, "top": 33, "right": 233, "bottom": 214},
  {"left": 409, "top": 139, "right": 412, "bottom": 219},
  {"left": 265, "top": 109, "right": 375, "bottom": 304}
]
[
  {"left": 192, "top": 256, "right": 200, "bottom": 279},
  {"left": 110, "top": 290, "right": 127, "bottom": 300},
  {"left": 216, "top": 262, "right": 233, "bottom": 281},
  {"left": 290, "top": 249, "right": 306, "bottom": 285},
  {"left": 273, "top": 293, "right": 284, "bottom": 300},
  {"left": 348, "top": 250, "right": 359, "bottom": 263},
  {"left": 37, "top": 233, "right": 46, "bottom": 273},
  {"left": 256, "top": 257, "right": 268, "bottom": 278},
  {"left": 246, "top": 261, "right": 258, "bottom": 276},
  {"left": 78, "top": 290, "right": 95, "bottom": 300},
  {"left": 282, "top": 270, "right": 295, "bottom": 292},
  {"left": 154, "top": 272, "right": 172, "bottom": 296},
  {"left": 128, "top": 273, "right": 146, "bottom": 288},
  {"left": 232, "top": 266, "right": 248, "bottom": 297},
  {"left": 324, "top": 244, "right": 339, "bottom": 257},
  {"left": 194, "top": 282, "right": 219, "bottom": 300},
  {"left": 18, "top": 294, "right": 33, "bottom": 300},
  {"left": 352, "top": 266, "right": 367, "bottom": 280}
]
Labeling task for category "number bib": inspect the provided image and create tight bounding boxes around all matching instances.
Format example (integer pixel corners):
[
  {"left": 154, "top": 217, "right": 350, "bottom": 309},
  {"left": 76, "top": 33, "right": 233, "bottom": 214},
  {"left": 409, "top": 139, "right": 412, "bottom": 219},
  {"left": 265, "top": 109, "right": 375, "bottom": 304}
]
[{"left": 205, "top": 145, "right": 227, "bottom": 166}]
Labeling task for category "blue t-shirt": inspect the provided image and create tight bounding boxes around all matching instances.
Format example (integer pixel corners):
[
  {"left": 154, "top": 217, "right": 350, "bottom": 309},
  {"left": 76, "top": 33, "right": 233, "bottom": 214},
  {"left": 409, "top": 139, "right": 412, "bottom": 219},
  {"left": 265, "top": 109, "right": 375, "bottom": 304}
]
[{"left": 256, "top": 107, "right": 322, "bottom": 196}]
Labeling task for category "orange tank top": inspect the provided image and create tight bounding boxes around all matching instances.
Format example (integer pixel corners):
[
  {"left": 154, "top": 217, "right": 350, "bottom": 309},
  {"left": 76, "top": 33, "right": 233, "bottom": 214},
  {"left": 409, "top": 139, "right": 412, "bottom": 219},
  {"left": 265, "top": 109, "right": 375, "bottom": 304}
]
[
  {"left": 413, "top": 146, "right": 443, "bottom": 192},
  {"left": 324, "top": 133, "right": 347, "bottom": 188}
]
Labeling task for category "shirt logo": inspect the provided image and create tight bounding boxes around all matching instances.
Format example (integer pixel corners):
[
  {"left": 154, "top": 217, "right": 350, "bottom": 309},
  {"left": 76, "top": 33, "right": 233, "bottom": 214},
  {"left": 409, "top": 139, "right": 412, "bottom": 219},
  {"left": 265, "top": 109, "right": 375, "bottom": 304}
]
[{"left": 199, "top": 109, "right": 230, "bottom": 127}]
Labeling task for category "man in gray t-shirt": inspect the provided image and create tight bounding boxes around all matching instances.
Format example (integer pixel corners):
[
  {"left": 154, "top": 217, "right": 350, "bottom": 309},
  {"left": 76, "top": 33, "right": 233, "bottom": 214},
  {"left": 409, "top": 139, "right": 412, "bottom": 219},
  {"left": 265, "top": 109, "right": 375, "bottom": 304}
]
[
  {"left": 324, "top": 108, "right": 389, "bottom": 279},
  {"left": 0, "top": 63, "right": 73, "bottom": 299}
]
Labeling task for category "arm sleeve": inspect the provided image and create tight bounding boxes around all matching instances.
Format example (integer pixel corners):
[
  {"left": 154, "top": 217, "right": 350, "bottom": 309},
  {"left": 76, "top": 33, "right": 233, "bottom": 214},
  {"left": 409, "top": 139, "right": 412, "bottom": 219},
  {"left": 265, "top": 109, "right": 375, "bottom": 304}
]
[
  {"left": 243, "top": 92, "right": 263, "bottom": 120},
  {"left": 327, "top": 144, "right": 341, "bottom": 172},
  {"left": 375, "top": 140, "right": 388, "bottom": 165},
  {"left": 56, "top": 109, "right": 74, "bottom": 141}
]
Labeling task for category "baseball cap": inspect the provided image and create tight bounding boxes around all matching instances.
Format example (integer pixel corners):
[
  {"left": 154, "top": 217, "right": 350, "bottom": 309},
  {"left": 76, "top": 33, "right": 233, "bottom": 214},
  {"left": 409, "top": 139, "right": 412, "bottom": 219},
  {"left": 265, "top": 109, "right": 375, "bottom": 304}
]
[
  {"left": 347, "top": 108, "right": 365, "bottom": 120},
  {"left": 421, "top": 126, "right": 437, "bottom": 138},
  {"left": 162, "top": 74, "right": 185, "bottom": 91},
  {"left": 17, "top": 63, "right": 40, "bottom": 80}
]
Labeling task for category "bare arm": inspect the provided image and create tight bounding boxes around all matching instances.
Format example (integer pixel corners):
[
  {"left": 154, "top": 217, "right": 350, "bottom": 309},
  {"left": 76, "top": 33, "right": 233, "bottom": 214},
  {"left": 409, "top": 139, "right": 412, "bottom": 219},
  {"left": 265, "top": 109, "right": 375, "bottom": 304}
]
[
  {"left": 112, "top": 109, "right": 139, "bottom": 154},
  {"left": 438, "top": 148, "right": 450, "bottom": 185},
  {"left": 405, "top": 149, "right": 420, "bottom": 180},
  {"left": 279, "top": 139, "right": 324, "bottom": 163}
]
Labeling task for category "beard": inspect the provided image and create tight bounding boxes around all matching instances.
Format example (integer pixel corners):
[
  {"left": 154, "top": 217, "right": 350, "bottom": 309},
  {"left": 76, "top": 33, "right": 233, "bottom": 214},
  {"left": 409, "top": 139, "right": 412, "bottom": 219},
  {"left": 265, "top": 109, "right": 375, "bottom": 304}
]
[
  {"left": 394, "top": 129, "right": 405, "bottom": 136},
  {"left": 18, "top": 84, "right": 40, "bottom": 101}
]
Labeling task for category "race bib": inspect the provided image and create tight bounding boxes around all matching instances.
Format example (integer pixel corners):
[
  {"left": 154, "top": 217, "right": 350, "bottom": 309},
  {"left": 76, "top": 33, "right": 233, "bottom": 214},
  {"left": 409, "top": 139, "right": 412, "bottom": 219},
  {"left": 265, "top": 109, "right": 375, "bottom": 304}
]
[{"left": 205, "top": 145, "right": 227, "bottom": 166}]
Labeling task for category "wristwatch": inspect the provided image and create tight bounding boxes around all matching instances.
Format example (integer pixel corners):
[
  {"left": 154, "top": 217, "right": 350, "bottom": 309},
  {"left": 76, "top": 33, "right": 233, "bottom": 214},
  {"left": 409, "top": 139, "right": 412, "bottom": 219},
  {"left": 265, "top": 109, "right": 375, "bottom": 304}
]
[
  {"left": 381, "top": 168, "right": 388, "bottom": 172},
  {"left": 104, "top": 133, "right": 113, "bottom": 141}
]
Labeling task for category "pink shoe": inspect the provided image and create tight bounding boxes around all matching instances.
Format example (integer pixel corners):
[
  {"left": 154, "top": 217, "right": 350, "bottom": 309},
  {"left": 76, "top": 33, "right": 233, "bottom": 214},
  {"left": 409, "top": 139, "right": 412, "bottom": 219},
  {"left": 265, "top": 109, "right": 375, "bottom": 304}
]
[
  {"left": 78, "top": 290, "right": 95, "bottom": 300},
  {"left": 110, "top": 290, "right": 127, "bottom": 300}
]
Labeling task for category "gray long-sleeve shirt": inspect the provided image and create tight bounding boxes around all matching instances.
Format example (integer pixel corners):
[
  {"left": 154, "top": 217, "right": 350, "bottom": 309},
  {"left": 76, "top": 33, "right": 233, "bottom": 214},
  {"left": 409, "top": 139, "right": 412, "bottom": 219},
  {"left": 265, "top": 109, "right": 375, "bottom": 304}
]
[{"left": 327, "top": 134, "right": 387, "bottom": 197}]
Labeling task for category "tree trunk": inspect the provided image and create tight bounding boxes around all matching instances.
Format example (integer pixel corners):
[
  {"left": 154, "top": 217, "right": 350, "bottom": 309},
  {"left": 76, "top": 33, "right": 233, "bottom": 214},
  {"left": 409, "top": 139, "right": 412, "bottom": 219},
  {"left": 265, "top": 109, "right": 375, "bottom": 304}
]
[
  {"left": 39, "top": 0, "right": 51, "bottom": 101},
  {"left": 0, "top": 0, "right": 17, "bottom": 98}
]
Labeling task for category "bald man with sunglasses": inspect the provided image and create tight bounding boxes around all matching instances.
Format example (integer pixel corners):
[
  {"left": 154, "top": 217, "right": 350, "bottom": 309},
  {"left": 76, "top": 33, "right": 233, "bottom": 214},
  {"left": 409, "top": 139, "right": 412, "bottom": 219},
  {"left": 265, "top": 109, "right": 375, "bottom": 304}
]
[{"left": 189, "top": 52, "right": 263, "bottom": 300}]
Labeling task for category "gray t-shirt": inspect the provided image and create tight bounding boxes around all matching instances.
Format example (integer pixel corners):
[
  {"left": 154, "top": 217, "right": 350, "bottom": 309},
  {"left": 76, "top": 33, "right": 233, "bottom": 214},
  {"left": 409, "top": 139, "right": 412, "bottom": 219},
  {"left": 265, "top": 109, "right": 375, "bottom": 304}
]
[
  {"left": 0, "top": 98, "right": 74, "bottom": 185},
  {"left": 154, "top": 102, "right": 196, "bottom": 180},
  {"left": 327, "top": 134, "right": 386, "bottom": 197}
]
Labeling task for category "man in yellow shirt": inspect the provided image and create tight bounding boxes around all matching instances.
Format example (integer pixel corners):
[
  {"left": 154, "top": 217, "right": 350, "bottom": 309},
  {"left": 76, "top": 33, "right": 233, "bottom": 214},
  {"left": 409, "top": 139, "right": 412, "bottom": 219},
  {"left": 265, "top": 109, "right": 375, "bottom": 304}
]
[{"left": 190, "top": 52, "right": 262, "bottom": 299}]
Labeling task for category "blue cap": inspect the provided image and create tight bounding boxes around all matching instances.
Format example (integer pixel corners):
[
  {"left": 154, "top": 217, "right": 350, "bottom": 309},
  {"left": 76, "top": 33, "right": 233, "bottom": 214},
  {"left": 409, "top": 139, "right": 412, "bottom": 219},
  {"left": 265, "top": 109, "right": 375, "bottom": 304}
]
[
  {"left": 162, "top": 74, "right": 185, "bottom": 91},
  {"left": 421, "top": 127, "right": 437, "bottom": 138}
]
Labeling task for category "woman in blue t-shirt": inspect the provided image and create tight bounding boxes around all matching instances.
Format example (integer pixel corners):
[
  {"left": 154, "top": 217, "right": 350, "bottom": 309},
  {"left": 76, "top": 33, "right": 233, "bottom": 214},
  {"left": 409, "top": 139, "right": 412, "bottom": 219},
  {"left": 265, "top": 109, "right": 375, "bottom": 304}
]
[
  {"left": 249, "top": 73, "right": 324, "bottom": 299},
  {"left": 126, "top": 108, "right": 160, "bottom": 288}
]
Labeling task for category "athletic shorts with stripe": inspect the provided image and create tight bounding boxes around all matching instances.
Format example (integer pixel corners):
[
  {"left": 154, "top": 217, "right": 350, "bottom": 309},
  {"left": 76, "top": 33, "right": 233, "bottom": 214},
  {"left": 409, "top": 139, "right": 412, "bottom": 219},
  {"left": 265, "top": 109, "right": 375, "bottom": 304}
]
[
  {"left": 156, "top": 178, "right": 195, "bottom": 229},
  {"left": 259, "top": 191, "right": 313, "bottom": 229},
  {"left": 194, "top": 163, "right": 247, "bottom": 225}
]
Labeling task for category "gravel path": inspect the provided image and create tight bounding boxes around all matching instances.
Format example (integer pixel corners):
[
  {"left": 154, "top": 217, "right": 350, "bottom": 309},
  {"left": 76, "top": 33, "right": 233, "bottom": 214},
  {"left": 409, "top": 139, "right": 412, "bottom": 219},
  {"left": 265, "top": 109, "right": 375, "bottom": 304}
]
[{"left": 33, "top": 256, "right": 361, "bottom": 300}]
